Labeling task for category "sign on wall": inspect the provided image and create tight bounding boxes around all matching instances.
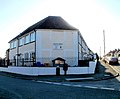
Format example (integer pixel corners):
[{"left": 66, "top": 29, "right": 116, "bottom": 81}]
[{"left": 53, "top": 43, "right": 63, "bottom": 50}]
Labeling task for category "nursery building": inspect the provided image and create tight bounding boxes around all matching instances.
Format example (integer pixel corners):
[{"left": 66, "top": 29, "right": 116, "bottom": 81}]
[{"left": 8, "top": 16, "right": 94, "bottom": 67}]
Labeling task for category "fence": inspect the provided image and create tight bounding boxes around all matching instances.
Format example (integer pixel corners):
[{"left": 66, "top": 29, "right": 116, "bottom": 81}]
[
  {"left": 9, "top": 57, "right": 78, "bottom": 67},
  {"left": 0, "top": 59, "right": 8, "bottom": 67},
  {"left": 36, "top": 57, "right": 78, "bottom": 66},
  {"left": 2, "top": 57, "right": 93, "bottom": 67},
  {"left": 10, "top": 58, "right": 35, "bottom": 67}
]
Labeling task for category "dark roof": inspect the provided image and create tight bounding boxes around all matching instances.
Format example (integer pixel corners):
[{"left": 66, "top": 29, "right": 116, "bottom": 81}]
[
  {"left": 9, "top": 16, "right": 78, "bottom": 42},
  {"left": 52, "top": 57, "right": 66, "bottom": 62}
]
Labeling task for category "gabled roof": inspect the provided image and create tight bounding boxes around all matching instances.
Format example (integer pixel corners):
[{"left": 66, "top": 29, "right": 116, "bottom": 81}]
[{"left": 9, "top": 16, "right": 78, "bottom": 42}]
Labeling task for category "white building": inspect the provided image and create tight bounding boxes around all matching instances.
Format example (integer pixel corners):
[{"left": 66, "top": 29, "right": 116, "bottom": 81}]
[{"left": 9, "top": 16, "right": 93, "bottom": 67}]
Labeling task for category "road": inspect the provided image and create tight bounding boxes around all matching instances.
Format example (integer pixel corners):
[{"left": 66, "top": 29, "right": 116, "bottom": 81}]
[
  {"left": 105, "top": 61, "right": 120, "bottom": 81},
  {"left": 0, "top": 75, "right": 120, "bottom": 99},
  {"left": 111, "top": 63, "right": 120, "bottom": 73},
  {"left": 112, "top": 65, "right": 120, "bottom": 81}
]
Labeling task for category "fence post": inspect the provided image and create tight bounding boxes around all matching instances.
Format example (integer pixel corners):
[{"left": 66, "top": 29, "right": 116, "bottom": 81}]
[
  {"left": 14, "top": 58, "right": 16, "bottom": 66},
  {"left": 22, "top": 58, "right": 24, "bottom": 66},
  {"left": 4, "top": 59, "right": 5, "bottom": 66},
  {"left": 7, "top": 59, "right": 10, "bottom": 66},
  {"left": 32, "top": 58, "right": 35, "bottom": 66}
]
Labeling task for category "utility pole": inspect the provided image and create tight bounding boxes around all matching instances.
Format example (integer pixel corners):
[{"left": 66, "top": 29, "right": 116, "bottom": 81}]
[
  {"left": 103, "top": 30, "right": 106, "bottom": 56},
  {"left": 99, "top": 46, "right": 101, "bottom": 58}
]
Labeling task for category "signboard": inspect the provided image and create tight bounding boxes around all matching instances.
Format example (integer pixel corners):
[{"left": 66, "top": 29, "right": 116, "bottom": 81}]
[{"left": 53, "top": 43, "right": 63, "bottom": 50}]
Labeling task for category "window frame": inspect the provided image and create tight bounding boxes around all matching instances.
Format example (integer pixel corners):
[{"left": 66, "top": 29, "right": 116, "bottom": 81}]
[
  {"left": 25, "top": 34, "right": 30, "bottom": 44},
  {"left": 30, "top": 32, "right": 35, "bottom": 42},
  {"left": 19, "top": 37, "right": 24, "bottom": 46},
  {"left": 10, "top": 40, "right": 16, "bottom": 49},
  {"left": 24, "top": 53, "right": 29, "bottom": 60}
]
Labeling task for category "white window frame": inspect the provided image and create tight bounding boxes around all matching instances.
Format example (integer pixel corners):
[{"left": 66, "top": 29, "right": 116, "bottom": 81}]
[
  {"left": 13, "top": 41, "right": 16, "bottom": 48},
  {"left": 30, "top": 32, "right": 35, "bottom": 42},
  {"left": 10, "top": 40, "right": 16, "bottom": 49},
  {"left": 30, "top": 52, "right": 35, "bottom": 60},
  {"left": 24, "top": 53, "right": 29, "bottom": 60},
  {"left": 10, "top": 42, "right": 13, "bottom": 49},
  {"left": 19, "top": 38, "right": 24, "bottom": 46},
  {"left": 25, "top": 34, "right": 30, "bottom": 44}
]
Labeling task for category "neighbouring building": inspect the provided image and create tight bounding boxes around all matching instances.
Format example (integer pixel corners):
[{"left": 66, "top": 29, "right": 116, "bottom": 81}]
[{"left": 8, "top": 16, "right": 93, "bottom": 67}]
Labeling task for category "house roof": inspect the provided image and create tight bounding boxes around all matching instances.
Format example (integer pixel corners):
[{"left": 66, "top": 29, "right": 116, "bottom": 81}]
[{"left": 9, "top": 16, "right": 78, "bottom": 42}]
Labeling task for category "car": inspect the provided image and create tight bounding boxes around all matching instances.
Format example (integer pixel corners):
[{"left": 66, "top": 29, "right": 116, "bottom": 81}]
[{"left": 107, "top": 57, "right": 118, "bottom": 65}]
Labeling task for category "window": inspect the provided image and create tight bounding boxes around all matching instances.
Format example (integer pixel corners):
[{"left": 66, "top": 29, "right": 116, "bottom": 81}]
[
  {"left": 53, "top": 43, "right": 63, "bottom": 50},
  {"left": 30, "top": 32, "right": 35, "bottom": 42},
  {"left": 32, "top": 52, "right": 35, "bottom": 59},
  {"left": 24, "top": 53, "right": 29, "bottom": 60},
  {"left": 30, "top": 52, "right": 35, "bottom": 60},
  {"left": 10, "top": 40, "right": 16, "bottom": 49},
  {"left": 13, "top": 41, "right": 16, "bottom": 48},
  {"left": 24, "top": 52, "right": 35, "bottom": 61},
  {"left": 10, "top": 42, "right": 13, "bottom": 49},
  {"left": 19, "top": 38, "right": 24, "bottom": 46},
  {"left": 25, "top": 35, "right": 30, "bottom": 44}
]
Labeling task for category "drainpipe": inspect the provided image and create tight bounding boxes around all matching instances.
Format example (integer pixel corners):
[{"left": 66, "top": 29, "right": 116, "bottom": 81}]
[
  {"left": 34, "top": 29, "right": 36, "bottom": 63},
  {"left": 81, "top": 35, "right": 83, "bottom": 60},
  {"left": 78, "top": 31, "right": 80, "bottom": 63},
  {"left": 16, "top": 38, "right": 19, "bottom": 66}
]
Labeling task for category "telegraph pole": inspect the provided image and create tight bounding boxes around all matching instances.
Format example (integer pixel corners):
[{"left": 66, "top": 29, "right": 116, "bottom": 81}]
[
  {"left": 99, "top": 46, "right": 101, "bottom": 58},
  {"left": 103, "top": 30, "right": 106, "bottom": 56}
]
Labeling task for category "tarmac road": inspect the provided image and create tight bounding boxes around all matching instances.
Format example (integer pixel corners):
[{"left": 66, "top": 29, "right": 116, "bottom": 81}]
[{"left": 0, "top": 74, "right": 120, "bottom": 99}]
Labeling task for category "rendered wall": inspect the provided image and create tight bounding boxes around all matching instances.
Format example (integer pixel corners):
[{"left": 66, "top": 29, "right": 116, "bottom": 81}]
[
  {"left": 36, "top": 29, "right": 78, "bottom": 66},
  {"left": 9, "top": 48, "right": 17, "bottom": 59},
  {"left": 19, "top": 42, "right": 35, "bottom": 58},
  {"left": 0, "top": 61, "right": 96, "bottom": 75}
]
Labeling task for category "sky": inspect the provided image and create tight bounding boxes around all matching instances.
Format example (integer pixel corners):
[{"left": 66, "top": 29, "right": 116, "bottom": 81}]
[{"left": 0, "top": 0, "right": 120, "bottom": 58}]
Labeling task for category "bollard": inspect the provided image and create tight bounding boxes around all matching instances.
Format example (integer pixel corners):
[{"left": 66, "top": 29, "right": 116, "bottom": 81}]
[
  {"left": 56, "top": 66, "right": 60, "bottom": 76},
  {"left": 63, "top": 63, "right": 68, "bottom": 76}
]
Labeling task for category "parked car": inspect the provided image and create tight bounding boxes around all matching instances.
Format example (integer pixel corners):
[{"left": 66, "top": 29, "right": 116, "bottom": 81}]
[{"left": 105, "top": 56, "right": 118, "bottom": 65}]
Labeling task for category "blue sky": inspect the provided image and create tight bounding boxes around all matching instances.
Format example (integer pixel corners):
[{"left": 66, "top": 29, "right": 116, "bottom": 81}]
[
  {"left": 98, "top": 0, "right": 120, "bottom": 16},
  {"left": 0, "top": 0, "right": 120, "bottom": 57}
]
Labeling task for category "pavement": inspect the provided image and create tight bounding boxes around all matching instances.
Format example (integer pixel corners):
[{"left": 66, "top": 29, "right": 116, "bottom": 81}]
[{"left": 0, "top": 60, "right": 119, "bottom": 82}]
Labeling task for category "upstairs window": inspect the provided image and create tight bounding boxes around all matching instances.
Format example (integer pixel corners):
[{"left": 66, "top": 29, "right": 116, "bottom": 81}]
[
  {"left": 30, "top": 32, "right": 35, "bottom": 42},
  {"left": 14, "top": 41, "right": 16, "bottom": 48},
  {"left": 10, "top": 40, "right": 16, "bottom": 49},
  {"left": 25, "top": 34, "right": 30, "bottom": 44},
  {"left": 19, "top": 38, "right": 24, "bottom": 46},
  {"left": 10, "top": 42, "right": 11, "bottom": 48},
  {"left": 10, "top": 42, "right": 13, "bottom": 49},
  {"left": 13, "top": 41, "right": 17, "bottom": 48}
]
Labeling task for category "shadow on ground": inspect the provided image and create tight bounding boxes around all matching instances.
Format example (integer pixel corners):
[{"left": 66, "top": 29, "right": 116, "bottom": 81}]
[{"left": 94, "top": 60, "right": 119, "bottom": 81}]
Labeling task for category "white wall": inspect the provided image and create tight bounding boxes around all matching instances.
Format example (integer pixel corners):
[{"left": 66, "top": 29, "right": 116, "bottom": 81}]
[
  {"left": 19, "top": 42, "right": 35, "bottom": 56},
  {"left": 36, "top": 29, "right": 78, "bottom": 66},
  {"left": 9, "top": 46, "right": 17, "bottom": 59},
  {"left": 9, "top": 29, "right": 93, "bottom": 67},
  {"left": 0, "top": 61, "right": 97, "bottom": 75},
  {"left": 78, "top": 32, "right": 92, "bottom": 60}
]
